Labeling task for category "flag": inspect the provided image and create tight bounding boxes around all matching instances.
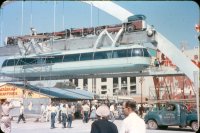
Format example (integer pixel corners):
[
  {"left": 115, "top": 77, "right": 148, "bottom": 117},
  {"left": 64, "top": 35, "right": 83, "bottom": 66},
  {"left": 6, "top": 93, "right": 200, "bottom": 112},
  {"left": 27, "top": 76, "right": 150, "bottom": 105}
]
[{"left": 195, "top": 24, "right": 200, "bottom": 32}]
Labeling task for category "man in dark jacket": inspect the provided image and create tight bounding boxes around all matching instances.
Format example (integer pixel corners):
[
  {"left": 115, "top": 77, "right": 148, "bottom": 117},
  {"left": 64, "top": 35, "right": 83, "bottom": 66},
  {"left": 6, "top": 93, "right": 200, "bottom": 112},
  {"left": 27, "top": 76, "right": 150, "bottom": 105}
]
[{"left": 90, "top": 104, "right": 118, "bottom": 133}]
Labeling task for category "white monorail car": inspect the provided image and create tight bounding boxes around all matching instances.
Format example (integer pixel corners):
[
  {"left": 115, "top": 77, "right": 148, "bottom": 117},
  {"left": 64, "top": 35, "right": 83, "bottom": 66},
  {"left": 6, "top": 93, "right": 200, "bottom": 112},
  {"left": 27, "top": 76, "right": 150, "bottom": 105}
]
[{"left": 1, "top": 44, "right": 151, "bottom": 80}]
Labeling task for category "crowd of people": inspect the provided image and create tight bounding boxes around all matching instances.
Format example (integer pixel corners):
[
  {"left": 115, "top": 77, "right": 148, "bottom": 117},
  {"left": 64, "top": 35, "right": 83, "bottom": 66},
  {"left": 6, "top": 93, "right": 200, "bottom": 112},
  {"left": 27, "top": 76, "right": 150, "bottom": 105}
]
[{"left": 0, "top": 99, "right": 148, "bottom": 133}]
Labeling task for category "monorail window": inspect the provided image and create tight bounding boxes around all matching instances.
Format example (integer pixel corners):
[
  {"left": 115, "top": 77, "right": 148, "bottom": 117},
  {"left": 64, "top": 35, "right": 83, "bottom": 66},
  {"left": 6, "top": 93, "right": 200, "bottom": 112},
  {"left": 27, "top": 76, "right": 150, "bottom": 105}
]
[
  {"left": 143, "top": 48, "right": 151, "bottom": 57},
  {"left": 19, "top": 58, "right": 37, "bottom": 65},
  {"left": 63, "top": 54, "right": 80, "bottom": 62},
  {"left": 94, "top": 51, "right": 112, "bottom": 60},
  {"left": 37, "top": 58, "right": 46, "bottom": 64},
  {"left": 47, "top": 55, "right": 64, "bottom": 63},
  {"left": 46, "top": 57, "right": 54, "bottom": 63},
  {"left": 2, "top": 60, "right": 8, "bottom": 67},
  {"left": 112, "top": 49, "right": 131, "bottom": 58},
  {"left": 15, "top": 59, "right": 21, "bottom": 65},
  {"left": 80, "top": 52, "right": 93, "bottom": 61},
  {"left": 132, "top": 48, "right": 143, "bottom": 56},
  {"left": 17, "top": 59, "right": 23, "bottom": 65},
  {"left": 6, "top": 59, "right": 18, "bottom": 66},
  {"left": 127, "top": 49, "right": 132, "bottom": 57}
]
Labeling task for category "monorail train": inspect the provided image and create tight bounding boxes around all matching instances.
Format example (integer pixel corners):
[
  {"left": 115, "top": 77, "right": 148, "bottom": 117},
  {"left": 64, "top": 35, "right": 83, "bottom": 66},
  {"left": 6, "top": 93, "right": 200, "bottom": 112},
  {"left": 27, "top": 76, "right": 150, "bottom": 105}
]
[{"left": 0, "top": 44, "right": 151, "bottom": 80}]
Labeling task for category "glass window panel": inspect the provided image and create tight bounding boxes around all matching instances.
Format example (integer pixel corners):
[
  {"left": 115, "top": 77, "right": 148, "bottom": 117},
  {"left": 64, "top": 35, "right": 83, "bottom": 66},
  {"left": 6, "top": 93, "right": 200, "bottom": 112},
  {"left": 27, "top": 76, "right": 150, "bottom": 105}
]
[
  {"left": 143, "top": 48, "right": 151, "bottom": 57},
  {"left": 2, "top": 60, "right": 8, "bottom": 67},
  {"left": 132, "top": 48, "right": 143, "bottom": 56},
  {"left": 37, "top": 58, "right": 46, "bottom": 64},
  {"left": 80, "top": 52, "right": 93, "bottom": 61},
  {"left": 46, "top": 57, "right": 54, "bottom": 63},
  {"left": 63, "top": 54, "right": 80, "bottom": 62},
  {"left": 112, "top": 49, "right": 127, "bottom": 58},
  {"left": 94, "top": 51, "right": 112, "bottom": 60},
  {"left": 52, "top": 56, "right": 63, "bottom": 63},
  {"left": 127, "top": 49, "right": 132, "bottom": 57},
  {"left": 6, "top": 59, "right": 16, "bottom": 66},
  {"left": 21, "top": 58, "right": 37, "bottom": 65}
]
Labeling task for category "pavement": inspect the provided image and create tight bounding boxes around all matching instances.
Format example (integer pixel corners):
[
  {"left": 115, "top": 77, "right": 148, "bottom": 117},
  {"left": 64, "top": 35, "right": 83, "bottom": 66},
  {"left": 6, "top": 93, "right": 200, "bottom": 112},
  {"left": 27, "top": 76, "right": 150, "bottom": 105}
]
[
  {"left": 11, "top": 117, "right": 195, "bottom": 133},
  {"left": 12, "top": 118, "right": 109, "bottom": 133}
]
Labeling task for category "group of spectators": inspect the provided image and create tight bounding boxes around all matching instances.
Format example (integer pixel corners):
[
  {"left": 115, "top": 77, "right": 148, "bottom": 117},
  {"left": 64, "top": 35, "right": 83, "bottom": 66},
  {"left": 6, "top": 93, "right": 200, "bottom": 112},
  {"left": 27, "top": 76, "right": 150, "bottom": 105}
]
[{"left": 0, "top": 99, "right": 147, "bottom": 133}]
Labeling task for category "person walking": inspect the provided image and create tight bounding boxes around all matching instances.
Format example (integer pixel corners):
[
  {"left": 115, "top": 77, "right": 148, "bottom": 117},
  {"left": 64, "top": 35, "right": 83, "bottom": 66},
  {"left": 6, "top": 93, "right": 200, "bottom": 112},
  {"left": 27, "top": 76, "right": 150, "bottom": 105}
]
[
  {"left": 109, "top": 103, "right": 115, "bottom": 122},
  {"left": 50, "top": 103, "right": 57, "bottom": 129},
  {"left": 90, "top": 105, "right": 96, "bottom": 121},
  {"left": 139, "top": 104, "right": 145, "bottom": 118},
  {"left": 17, "top": 103, "right": 26, "bottom": 123},
  {"left": 90, "top": 104, "right": 118, "bottom": 133},
  {"left": 45, "top": 103, "right": 51, "bottom": 122},
  {"left": 61, "top": 104, "right": 68, "bottom": 128},
  {"left": 67, "top": 104, "right": 74, "bottom": 128},
  {"left": 1, "top": 99, "right": 15, "bottom": 133},
  {"left": 40, "top": 104, "right": 46, "bottom": 122},
  {"left": 82, "top": 101, "right": 90, "bottom": 123},
  {"left": 120, "top": 100, "right": 146, "bottom": 133}
]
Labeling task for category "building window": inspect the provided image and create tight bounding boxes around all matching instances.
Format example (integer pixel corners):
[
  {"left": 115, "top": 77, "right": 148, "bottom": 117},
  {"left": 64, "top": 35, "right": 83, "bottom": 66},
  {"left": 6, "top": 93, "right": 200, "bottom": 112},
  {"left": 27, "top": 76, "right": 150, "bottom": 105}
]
[
  {"left": 101, "top": 78, "right": 107, "bottom": 82},
  {"left": 83, "top": 79, "right": 88, "bottom": 86},
  {"left": 121, "top": 77, "right": 127, "bottom": 86},
  {"left": 113, "top": 77, "right": 118, "bottom": 83},
  {"left": 74, "top": 79, "right": 78, "bottom": 86},
  {"left": 130, "top": 77, "right": 136, "bottom": 84},
  {"left": 130, "top": 86, "right": 136, "bottom": 94},
  {"left": 113, "top": 77, "right": 118, "bottom": 88},
  {"left": 101, "top": 85, "right": 107, "bottom": 90},
  {"left": 101, "top": 91, "right": 107, "bottom": 95}
]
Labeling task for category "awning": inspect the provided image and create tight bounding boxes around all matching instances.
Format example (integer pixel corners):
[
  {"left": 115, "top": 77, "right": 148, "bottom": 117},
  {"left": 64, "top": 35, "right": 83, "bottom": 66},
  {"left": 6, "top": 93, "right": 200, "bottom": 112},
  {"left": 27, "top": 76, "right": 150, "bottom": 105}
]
[{"left": 10, "top": 83, "right": 95, "bottom": 100}]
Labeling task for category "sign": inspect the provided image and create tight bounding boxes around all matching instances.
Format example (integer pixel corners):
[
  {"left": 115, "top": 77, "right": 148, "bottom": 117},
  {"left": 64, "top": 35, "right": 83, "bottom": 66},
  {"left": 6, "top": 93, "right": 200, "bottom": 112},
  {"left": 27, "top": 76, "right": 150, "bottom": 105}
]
[{"left": 0, "top": 84, "right": 47, "bottom": 99}]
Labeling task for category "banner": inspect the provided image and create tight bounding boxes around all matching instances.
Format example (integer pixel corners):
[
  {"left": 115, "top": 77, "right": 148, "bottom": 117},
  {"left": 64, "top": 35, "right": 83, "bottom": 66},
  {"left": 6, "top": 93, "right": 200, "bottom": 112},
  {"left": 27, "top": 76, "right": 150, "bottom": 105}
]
[{"left": 0, "top": 84, "right": 47, "bottom": 99}]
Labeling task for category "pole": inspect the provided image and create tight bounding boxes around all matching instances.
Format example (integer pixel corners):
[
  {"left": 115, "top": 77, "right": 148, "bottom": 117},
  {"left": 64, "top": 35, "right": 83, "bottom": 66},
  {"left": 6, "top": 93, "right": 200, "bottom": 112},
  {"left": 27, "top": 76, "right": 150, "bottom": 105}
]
[
  {"left": 193, "top": 71, "right": 199, "bottom": 128},
  {"left": 0, "top": 8, "right": 3, "bottom": 46},
  {"left": 139, "top": 77, "right": 145, "bottom": 104},
  {"left": 139, "top": 77, "right": 145, "bottom": 118},
  {"left": 53, "top": 1, "right": 56, "bottom": 36},
  {"left": 21, "top": 1, "right": 24, "bottom": 36},
  {"left": 90, "top": 3, "right": 93, "bottom": 27},
  {"left": 141, "top": 81, "right": 143, "bottom": 104},
  {"left": 62, "top": 1, "right": 65, "bottom": 30},
  {"left": 30, "top": 1, "right": 32, "bottom": 28}
]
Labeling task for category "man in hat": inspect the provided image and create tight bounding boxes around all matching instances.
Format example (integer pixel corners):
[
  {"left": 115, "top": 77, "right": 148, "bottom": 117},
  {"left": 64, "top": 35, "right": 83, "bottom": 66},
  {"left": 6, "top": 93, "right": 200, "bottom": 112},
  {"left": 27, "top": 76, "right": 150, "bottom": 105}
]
[
  {"left": 120, "top": 100, "right": 146, "bottom": 133},
  {"left": 0, "top": 99, "right": 15, "bottom": 133},
  {"left": 90, "top": 104, "right": 118, "bottom": 133}
]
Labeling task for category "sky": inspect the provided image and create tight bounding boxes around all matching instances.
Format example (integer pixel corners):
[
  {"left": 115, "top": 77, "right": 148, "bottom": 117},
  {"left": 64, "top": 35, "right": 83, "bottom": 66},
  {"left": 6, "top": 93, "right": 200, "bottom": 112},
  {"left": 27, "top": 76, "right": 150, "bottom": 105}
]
[{"left": 0, "top": 1, "right": 199, "bottom": 49}]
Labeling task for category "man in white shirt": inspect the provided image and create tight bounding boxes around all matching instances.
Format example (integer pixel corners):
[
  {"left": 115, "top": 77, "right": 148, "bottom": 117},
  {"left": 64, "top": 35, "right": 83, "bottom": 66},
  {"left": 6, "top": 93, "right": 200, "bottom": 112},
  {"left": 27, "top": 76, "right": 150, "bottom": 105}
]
[
  {"left": 110, "top": 103, "right": 115, "bottom": 122},
  {"left": 120, "top": 101, "right": 146, "bottom": 133},
  {"left": 1, "top": 99, "right": 15, "bottom": 133},
  {"left": 45, "top": 103, "right": 51, "bottom": 122},
  {"left": 82, "top": 102, "right": 90, "bottom": 123},
  {"left": 39, "top": 104, "right": 46, "bottom": 121},
  {"left": 17, "top": 103, "right": 26, "bottom": 123},
  {"left": 50, "top": 103, "right": 58, "bottom": 129}
]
